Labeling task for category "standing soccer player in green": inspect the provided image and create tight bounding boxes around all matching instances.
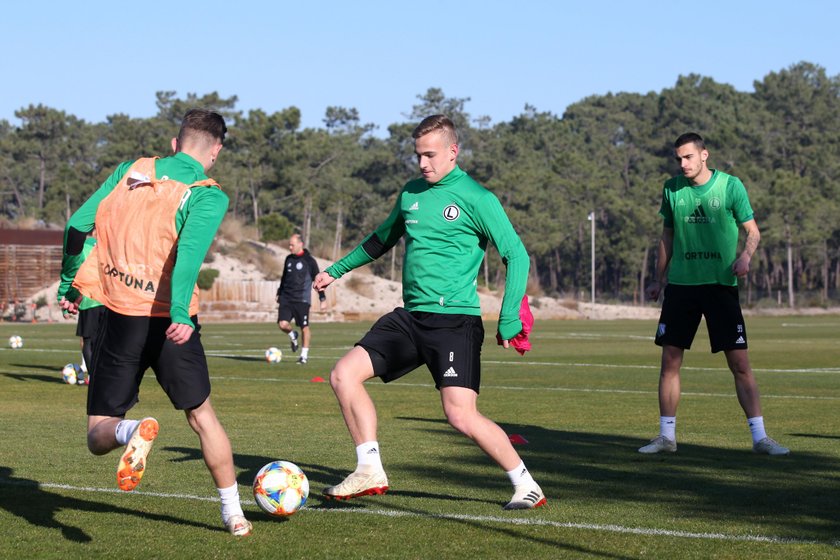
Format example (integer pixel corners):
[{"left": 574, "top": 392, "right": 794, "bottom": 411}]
[
  {"left": 640, "top": 132, "right": 789, "bottom": 456},
  {"left": 313, "top": 115, "right": 545, "bottom": 509},
  {"left": 58, "top": 234, "right": 104, "bottom": 380}
]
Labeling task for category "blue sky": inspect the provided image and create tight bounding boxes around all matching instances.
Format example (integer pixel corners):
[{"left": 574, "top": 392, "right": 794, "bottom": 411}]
[{"left": 1, "top": 1, "right": 837, "bottom": 134}]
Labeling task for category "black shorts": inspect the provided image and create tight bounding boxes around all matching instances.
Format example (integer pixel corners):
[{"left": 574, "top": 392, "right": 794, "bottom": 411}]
[
  {"left": 277, "top": 300, "right": 310, "bottom": 328},
  {"left": 87, "top": 309, "right": 211, "bottom": 417},
  {"left": 654, "top": 284, "right": 748, "bottom": 353},
  {"left": 356, "top": 308, "right": 484, "bottom": 393},
  {"left": 76, "top": 306, "right": 106, "bottom": 338}
]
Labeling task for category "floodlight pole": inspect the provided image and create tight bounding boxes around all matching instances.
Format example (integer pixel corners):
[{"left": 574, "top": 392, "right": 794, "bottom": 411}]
[{"left": 588, "top": 211, "right": 595, "bottom": 303}]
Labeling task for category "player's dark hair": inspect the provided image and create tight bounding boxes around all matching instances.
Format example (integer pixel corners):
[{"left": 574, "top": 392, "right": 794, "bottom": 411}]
[
  {"left": 178, "top": 109, "right": 227, "bottom": 147},
  {"left": 674, "top": 132, "right": 705, "bottom": 151},
  {"left": 412, "top": 114, "right": 458, "bottom": 145}
]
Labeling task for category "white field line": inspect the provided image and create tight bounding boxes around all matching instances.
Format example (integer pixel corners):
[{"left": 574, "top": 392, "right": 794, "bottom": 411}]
[
  {"left": 210, "top": 375, "right": 840, "bottom": 402},
  {"left": 200, "top": 350, "right": 840, "bottom": 375},
  {"left": 11, "top": 347, "right": 840, "bottom": 375},
  {"left": 781, "top": 322, "right": 840, "bottom": 327},
  {"left": 2, "top": 479, "right": 834, "bottom": 548}
]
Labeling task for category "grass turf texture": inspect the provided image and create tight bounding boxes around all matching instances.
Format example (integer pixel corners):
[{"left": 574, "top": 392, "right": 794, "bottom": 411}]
[{"left": 0, "top": 316, "right": 838, "bottom": 559}]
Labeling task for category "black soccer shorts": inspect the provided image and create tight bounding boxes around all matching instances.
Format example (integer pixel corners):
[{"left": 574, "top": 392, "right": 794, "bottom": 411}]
[
  {"left": 654, "top": 284, "right": 748, "bottom": 353},
  {"left": 87, "top": 309, "right": 211, "bottom": 416},
  {"left": 356, "top": 308, "right": 484, "bottom": 393},
  {"left": 277, "top": 300, "right": 310, "bottom": 328},
  {"left": 75, "top": 305, "right": 106, "bottom": 338}
]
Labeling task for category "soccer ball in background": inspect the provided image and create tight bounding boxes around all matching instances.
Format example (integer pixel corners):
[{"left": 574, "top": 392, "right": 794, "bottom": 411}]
[
  {"left": 8, "top": 335, "right": 23, "bottom": 349},
  {"left": 265, "top": 347, "right": 283, "bottom": 363},
  {"left": 253, "top": 460, "right": 309, "bottom": 516},
  {"left": 61, "top": 363, "right": 81, "bottom": 385}
]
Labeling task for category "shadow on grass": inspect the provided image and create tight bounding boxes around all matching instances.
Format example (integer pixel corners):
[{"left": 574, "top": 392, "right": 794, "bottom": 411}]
[
  {"left": 164, "top": 446, "right": 632, "bottom": 558},
  {"left": 2, "top": 371, "right": 65, "bottom": 384},
  {"left": 396, "top": 416, "right": 840, "bottom": 543},
  {"left": 210, "top": 355, "right": 265, "bottom": 363},
  {"left": 0, "top": 466, "right": 219, "bottom": 543},
  {"left": 166, "top": 445, "right": 490, "bottom": 506},
  {"left": 788, "top": 433, "right": 840, "bottom": 441}
]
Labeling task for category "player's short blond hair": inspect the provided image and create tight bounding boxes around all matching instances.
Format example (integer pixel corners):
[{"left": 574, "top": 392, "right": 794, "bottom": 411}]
[{"left": 412, "top": 114, "right": 458, "bottom": 146}]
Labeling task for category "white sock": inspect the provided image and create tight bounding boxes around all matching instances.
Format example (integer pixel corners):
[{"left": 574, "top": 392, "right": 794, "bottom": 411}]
[
  {"left": 660, "top": 416, "right": 676, "bottom": 441},
  {"left": 301, "top": 347, "right": 309, "bottom": 359},
  {"left": 80, "top": 356, "right": 87, "bottom": 374},
  {"left": 115, "top": 419, "right": 140, "bottom": 445},
  {"left": 356, "top": 441, "right": 383, "bottom": 471},
  {"left": 506, "top": 461, "right": 536, "bottom": 487},
  {"left": 747, "top": 416, "right": 767, "bottom": 443},
  {"left": 218, "top": 483, "right": 244, "bottom": 524},
  {"left": 288, "top": 331, "right": 297, "bottom": 340}
]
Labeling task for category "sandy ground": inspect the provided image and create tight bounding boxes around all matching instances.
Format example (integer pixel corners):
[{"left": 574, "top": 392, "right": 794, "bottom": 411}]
[
  {"left": 200, "top": 245, "right": 667, "bottom": 321},
  {"left": 26, "top": 240, "right": 838, "bottom": 323}
]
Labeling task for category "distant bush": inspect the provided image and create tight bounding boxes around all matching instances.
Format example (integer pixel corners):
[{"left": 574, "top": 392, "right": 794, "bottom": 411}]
[
  {"left": 197, "top": 268, "right": 220, "bottom": 290},
  {"left": 218, "top": 216, "right": 258, "bottom": 245},
  {"left": 259, "top": 214, "right": 293, "bottom": 243}
]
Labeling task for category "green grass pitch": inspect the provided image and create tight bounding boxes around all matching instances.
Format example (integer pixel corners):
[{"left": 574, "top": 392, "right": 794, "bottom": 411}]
[{"left": 1, "top": 316, "right": 838, "bottom": 559}]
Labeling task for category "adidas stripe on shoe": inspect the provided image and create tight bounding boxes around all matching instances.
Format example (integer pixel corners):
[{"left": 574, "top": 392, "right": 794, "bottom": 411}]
[
  {"left": 323, "top": 469, "right": 389, "bottom": 500},
  {"left": 504, "top": 483, "right": 547, "bottom": 510}
]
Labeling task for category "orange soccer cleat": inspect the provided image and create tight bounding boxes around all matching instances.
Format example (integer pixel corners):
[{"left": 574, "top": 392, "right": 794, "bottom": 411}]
[{"left": 117, "top": 418, "right": 159, "bottom": 491}]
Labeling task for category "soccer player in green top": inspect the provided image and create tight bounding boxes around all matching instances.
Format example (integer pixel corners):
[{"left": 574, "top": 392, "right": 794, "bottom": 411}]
[
  {"left": 57, "top": 234, "right": 104, "bottom": 380},
  {"left": 639, "top": 132, "right": 789, "bottom": 456},
  {"left": 58, "top": 109, "right": 253, "bottom": 536},
  {"left": 313, "top": 115, "right": 546, "bottom": 509}
]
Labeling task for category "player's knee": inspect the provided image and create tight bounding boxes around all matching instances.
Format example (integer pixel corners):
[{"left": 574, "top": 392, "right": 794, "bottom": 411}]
[
  {"left": 329, "top": 363, "right": 362, "bottom": 391},
  {"left": 329, "top": 365, "right": 349, "bottom": 391},
  {"left": 278, "top": 321, "right": 291, "bottom": 331},
  {"left": 443, "top": 407, "right": 475, "bottom": 436},
  {"left": 729, "top": 363, "right": 752, "bottom": 378},
  {"left": 726, "top": 351, "right": 752, "bottom": 377},
  {"left": 87, "top": 432, "right": 110, "bottom": 455},
  {"left": 185, "top": 400, "right": 215, "bottom": 433}
]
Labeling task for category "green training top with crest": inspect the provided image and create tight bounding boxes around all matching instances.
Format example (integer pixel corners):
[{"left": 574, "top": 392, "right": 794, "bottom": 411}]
[
  {"left": 326, "top": 166, "right": 529, "bottom": 341},
  {"left": 659, "top": 169, "right": 754, "bottom": 286}
]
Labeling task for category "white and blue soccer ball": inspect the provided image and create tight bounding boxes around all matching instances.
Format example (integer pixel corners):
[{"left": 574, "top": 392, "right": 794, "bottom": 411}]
[
  {"left": 8, "top": 335, "right": 23, "bottom": 349},
  {"left": 265, "top": 347, "right": 283, "bottom": 363},
  {"left": 253, "top": 460, "right": 309, "bottom": 516},
  {"left": 61, "top": 363, "right": 81, "bottom": 385}
]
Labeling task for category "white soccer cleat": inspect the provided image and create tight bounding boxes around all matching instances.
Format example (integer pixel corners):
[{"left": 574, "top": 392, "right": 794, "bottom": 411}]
[
  {"left": 753, "top": 437, "right": 790, "bottom": 456},
  {"left": 504, "top": 483, "right": 547, "bottom": 510},
  {"left": 638, "top": 435, "right": 677, "bottom": 454},
  {"left": 225, "top": 514, "right": 253, "bottom": 537},
  {"left": 323, "top": 469, "right": 389, "bottom": 500}
]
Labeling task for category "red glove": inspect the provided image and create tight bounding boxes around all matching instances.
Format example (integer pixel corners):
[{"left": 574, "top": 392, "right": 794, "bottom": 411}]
[{"left": 497, "top": 295, "right": 534, "bottom": 355}]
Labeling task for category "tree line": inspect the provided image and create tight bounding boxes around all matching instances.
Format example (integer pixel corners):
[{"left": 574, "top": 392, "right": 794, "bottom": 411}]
[{"left": 1, "top": 61, "right": 838, "bottom": 307}]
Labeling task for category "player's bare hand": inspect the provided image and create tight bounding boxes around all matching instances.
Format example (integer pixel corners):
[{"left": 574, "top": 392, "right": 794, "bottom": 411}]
[
  {"left": 166, "top": 322, "right": 194, "bottom": 345},
  {"left": 314, "top": 272, "right": 335, "bottom": 291},
  {"left": 646, "top": 281, "right": 663, "bottom": 302},
  {"left": 500, "top": 339, "right": 511, "bottom": 349},
  {"left": 59, "top": 296, "right": 81, "bottom": 317},
  {"left": 732, "top": 255, "right": 751, "bottom": 278}
]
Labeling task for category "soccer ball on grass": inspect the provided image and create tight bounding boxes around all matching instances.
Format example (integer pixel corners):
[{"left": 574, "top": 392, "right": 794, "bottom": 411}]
[
  {"left": 265, "top": 347, "right": 283, "bottom": 363},
  {"left": 61, "top": 363, "right": 82, "bottom": 385},
  {"left": 253, "top": 460, "right": 309, "bottom": 516},
  {"left": 8, "top": 335, "right": 23, "bottom": 349}
]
